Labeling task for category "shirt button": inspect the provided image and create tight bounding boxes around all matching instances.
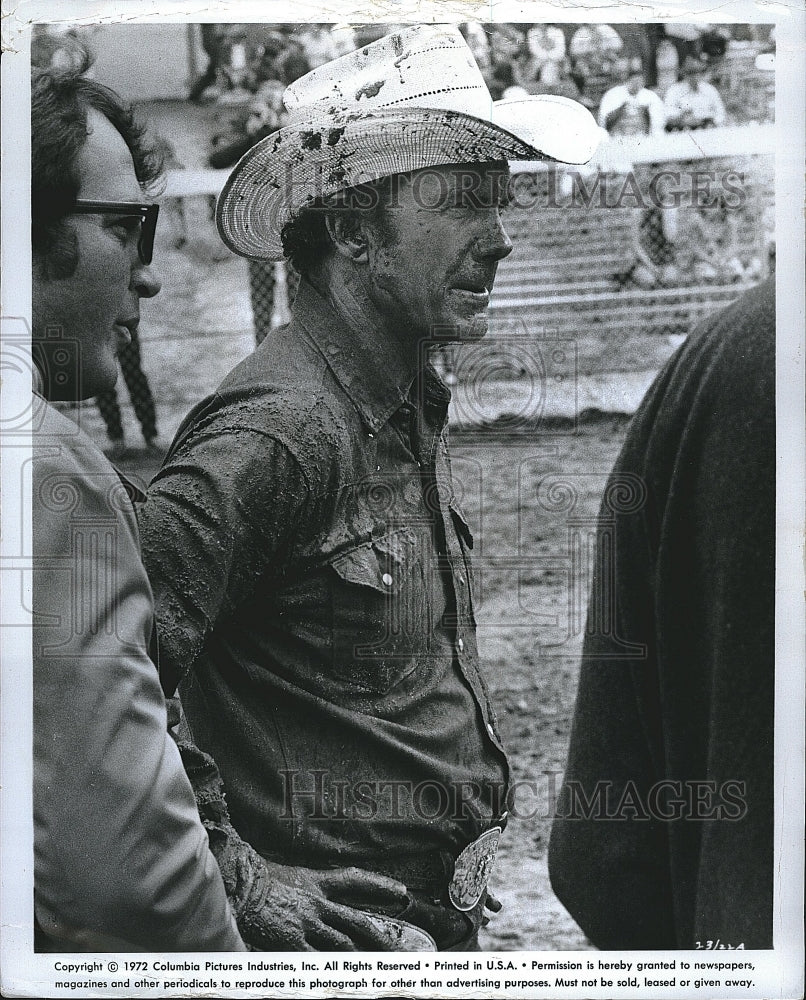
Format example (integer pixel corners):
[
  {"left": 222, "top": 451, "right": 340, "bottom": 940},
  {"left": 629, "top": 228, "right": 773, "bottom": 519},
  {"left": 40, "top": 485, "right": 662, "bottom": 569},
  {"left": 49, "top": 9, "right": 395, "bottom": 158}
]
[
  {"left": 458, "top": 637, "right": 464, "bottom": 652},
  {"left": 382, "top": 573, "right": 393, "bottom": 587}
]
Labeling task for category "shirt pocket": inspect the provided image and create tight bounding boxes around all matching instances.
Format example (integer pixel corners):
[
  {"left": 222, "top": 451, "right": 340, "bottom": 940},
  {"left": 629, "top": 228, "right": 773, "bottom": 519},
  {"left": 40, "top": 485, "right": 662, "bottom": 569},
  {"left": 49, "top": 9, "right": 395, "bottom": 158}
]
[{"left": 328, "top": 526, "right": 427, "bottom": 695}]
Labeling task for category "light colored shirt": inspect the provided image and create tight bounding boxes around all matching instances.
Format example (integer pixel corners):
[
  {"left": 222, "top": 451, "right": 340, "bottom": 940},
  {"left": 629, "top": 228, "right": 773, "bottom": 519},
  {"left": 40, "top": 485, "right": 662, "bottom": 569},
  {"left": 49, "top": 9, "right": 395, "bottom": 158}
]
[
  {"left": 33, "top": 396, "right": 245, "bottom": 952},
  {"left": 598, "top": 83, "right": 666, "bottom": 136},
  {"left": 526, "top": 25, "right": 566, "bottom": 66},
  {"left": 664, "top": 79, "right": 727, "bottom": 127}
]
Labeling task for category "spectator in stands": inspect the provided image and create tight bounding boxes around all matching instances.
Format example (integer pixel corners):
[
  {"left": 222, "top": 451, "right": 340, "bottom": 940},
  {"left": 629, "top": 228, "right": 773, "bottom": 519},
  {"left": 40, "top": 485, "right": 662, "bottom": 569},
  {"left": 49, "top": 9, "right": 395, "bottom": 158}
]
[
  {"left": 663, "top": 202, "right": 761, "bottom": 286},
  {"left": 490, "top": 62, "right": 529, "bottom": 101},
  {"left": 298, "top": 23, "right": 357, "bottom": 66},
  {"left": 531, "top": 59, "right": 582, "bottom": 102},
  {"left": 31, "top": 26, "right": 90, "bottom": 75},
  {"left": 526, "top": 24, "right": 566, "bottom": 78},
  {"left": 209, "top": 79, "right": 286, "bottom": 169},
  {"left": 489, "top": 24, "right": 536, "bottom": 93},
  {"left": 460, "top": 22, "right": 492, "bottom": 75},
  {"left": 243, "top": 28, "right": 287, "bottom": 91},
  {"left": 598, "top": 57, "right": 665, "bottom": 137},
  {"left": 569, "top": 23, "right": 623, "bottom": 107},
  {"left": 297, "top": 24, "right": 340, "bottom": 69},
  {"left": 662, "top": 22, "right": 705, "bottom": 69},
  {"left": 549, "top": 278, "right": 775, "bottom": 950},
  {"left": 189, "top": 24, "right": 228, "bottom": 102},
  {"left": 598, "top": 58, "right": 667, "bottom": 290},
  {"left": 664, "top": 55, "right": 727, "bottom": 130}
]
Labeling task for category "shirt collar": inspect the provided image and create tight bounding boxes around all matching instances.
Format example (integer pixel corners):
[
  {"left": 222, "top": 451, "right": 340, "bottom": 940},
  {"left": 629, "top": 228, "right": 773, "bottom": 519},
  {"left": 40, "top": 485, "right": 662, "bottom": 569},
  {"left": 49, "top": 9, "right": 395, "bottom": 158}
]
[{"left": 291, "top": 277, "right": 450, "bottom": 434}]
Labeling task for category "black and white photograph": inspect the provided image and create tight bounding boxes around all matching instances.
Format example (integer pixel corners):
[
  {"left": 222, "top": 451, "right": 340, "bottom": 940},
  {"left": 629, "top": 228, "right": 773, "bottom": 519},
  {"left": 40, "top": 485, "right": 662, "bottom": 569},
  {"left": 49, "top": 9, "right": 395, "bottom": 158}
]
[{"left": 1, "top": 2, "right": 803, "bottom": 998}]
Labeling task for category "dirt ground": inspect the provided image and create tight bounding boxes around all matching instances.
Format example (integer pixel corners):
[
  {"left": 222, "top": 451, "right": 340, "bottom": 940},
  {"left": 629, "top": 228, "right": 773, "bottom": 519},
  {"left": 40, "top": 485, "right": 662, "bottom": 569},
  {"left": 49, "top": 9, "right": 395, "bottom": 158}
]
[
  {"left": 60, "top": 99, "right": 636, "bottom": 952},
  {"left": 453, "top": 425, "right": 628, "bottom": 950}
]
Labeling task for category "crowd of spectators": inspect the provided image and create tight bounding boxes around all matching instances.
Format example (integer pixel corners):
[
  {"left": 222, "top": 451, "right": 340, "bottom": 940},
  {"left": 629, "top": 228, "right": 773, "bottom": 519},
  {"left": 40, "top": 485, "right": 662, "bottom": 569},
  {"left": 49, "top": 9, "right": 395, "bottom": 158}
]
[
  {"left": 188, "top": 23, "right": 772, "bottom": 299},
  {"left": 191, "top": 22, "right": 773, "bottom": 166}
]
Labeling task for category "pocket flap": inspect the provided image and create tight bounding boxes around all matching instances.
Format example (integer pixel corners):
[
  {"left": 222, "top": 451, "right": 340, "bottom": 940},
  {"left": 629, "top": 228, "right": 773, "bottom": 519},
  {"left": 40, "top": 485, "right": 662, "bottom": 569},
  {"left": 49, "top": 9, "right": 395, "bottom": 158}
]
[
  {"left": 449, "top": 502, "right": 474, "bottom": 549},
  {"left": 329, "top": 528, "right": 419, "bottom": 593},
  {"left": 330, "top": 542, "right": 385, "bottom": 590}
]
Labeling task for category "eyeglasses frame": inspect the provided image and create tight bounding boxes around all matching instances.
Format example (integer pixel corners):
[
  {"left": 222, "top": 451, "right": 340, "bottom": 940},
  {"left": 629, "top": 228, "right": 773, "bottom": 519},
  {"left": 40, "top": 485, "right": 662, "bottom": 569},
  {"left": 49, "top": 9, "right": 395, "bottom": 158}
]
[{"left": 70, "top": 200, "right": 160, "bottom": 265}]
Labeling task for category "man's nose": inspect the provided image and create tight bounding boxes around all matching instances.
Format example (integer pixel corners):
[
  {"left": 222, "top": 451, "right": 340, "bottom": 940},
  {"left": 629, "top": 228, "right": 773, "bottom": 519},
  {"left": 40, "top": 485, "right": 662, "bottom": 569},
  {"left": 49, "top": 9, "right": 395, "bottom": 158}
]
[
  {"left": 132, "top": 262, "right": 161, "bottom": 299},
  {"left": 473, "top": 211, "right": 514, "bottom": 262}
]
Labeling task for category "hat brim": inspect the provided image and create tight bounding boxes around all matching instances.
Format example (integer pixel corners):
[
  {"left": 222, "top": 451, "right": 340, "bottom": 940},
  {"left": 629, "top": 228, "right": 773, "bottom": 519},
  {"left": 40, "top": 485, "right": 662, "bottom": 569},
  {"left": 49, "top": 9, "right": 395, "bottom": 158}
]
[{"left": 217, "top": 99, "right": 600, "bottom": 260}]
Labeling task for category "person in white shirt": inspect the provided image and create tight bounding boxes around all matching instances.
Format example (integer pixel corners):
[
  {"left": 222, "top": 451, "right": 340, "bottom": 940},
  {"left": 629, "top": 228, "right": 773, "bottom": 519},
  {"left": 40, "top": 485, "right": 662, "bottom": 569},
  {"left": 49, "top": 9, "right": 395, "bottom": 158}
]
[
  {"left": 664, "top": 55, "right": 727, "bottom": 130},
  {"left": 598, "top": 57, "right": 666, "bottom": 137},
  {"left": 526, "top": 24, "right": 566, "bottom": 75}
]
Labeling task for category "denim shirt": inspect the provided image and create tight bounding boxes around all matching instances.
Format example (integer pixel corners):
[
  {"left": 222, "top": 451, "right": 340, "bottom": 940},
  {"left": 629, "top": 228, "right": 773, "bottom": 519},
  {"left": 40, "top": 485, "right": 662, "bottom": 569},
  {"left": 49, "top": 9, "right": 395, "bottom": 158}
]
[{"left": 140, "top": 280, "right": 509, "bottom": 870}]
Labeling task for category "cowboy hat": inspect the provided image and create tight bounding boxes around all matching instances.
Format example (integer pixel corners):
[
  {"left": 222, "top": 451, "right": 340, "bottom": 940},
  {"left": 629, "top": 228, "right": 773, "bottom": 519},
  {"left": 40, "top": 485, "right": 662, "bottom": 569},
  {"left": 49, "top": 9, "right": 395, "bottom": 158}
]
[{"left": 216, "top": 24, "right": 601, "bottom": 260}]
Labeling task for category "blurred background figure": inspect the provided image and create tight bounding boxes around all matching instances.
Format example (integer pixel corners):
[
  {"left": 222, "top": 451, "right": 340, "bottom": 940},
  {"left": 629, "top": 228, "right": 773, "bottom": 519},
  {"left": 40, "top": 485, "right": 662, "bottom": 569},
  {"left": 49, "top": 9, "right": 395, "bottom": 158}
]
[
  {"left": 597, "top": 57, "right": 669, "bottom": 291},
  {"left": 459, "top": 22, "right": 492, "bottom": 75},
  {"left": 664, "top": 55, "right": 726, "bottom": 130},
  {"left": 188, "top": 24, "right": 228, "bottom": 102},
  {"left": 598, "top": 56, "right": 665, "bottom": 137},
  {"left": 526, "top": 24, "right": 566, "bottom": 79},
  {"left": 569, "top": 22, "right": 624, "bottom": 110},
  {"left": 95, "top": 331, "right": 160, "bottom": 456}
]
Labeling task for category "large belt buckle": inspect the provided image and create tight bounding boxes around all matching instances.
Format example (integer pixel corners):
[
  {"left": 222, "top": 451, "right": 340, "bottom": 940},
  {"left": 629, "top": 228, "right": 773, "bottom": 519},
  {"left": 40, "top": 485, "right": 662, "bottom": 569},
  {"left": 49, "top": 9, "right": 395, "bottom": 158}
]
[{"left": 448, "top": 827, "right": 501, "bottom": 912}]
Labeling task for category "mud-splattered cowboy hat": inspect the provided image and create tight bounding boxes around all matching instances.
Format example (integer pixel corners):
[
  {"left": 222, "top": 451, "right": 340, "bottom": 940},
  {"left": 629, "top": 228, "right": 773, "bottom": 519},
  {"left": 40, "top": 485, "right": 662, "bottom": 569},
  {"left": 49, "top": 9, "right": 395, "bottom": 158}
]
[{"left": 216, "top": 24, "right": 601, "bottom": 260}]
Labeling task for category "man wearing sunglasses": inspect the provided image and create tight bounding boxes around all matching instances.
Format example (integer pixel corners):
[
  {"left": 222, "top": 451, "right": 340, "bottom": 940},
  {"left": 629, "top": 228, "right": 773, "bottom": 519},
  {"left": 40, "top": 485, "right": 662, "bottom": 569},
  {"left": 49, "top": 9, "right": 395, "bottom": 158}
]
[{"left": 30, "top": 60, "right": 244, "bottom": 951}]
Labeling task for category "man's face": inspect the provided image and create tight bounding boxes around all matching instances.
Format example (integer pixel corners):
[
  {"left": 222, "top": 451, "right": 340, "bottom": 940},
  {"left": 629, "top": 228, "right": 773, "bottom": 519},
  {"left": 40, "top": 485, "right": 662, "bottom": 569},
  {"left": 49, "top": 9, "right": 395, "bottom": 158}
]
[
  {"left": 33, "top": 108, "right": 161, "bottom": 400},
  {"left": 362, "top": 162, "right": 513, "bottom": 349}
]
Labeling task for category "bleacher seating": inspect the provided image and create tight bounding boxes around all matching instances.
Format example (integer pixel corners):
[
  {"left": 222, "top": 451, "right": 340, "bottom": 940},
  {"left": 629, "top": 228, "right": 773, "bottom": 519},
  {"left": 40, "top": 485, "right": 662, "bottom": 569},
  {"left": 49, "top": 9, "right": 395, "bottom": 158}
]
[{"left": 486, "top": 155, "right": 771, "bottom": 345}]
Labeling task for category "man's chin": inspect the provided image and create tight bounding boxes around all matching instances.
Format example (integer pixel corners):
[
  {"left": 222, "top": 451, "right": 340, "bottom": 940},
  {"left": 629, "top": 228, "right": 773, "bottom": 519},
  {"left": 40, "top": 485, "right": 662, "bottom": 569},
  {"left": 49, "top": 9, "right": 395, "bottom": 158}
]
[
  {"left": 429, "top": 311, "right": 490, "bottom": 343},
  {"left": 454, "top": 313, "right": 490, "bottom": 342}
]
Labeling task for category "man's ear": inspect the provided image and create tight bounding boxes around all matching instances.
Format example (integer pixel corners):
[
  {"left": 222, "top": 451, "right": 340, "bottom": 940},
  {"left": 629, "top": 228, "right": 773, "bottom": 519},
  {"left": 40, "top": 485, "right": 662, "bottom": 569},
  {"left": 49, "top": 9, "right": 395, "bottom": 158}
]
[{"left": 324, "top": 210, "right": 369, "bottom": 263}]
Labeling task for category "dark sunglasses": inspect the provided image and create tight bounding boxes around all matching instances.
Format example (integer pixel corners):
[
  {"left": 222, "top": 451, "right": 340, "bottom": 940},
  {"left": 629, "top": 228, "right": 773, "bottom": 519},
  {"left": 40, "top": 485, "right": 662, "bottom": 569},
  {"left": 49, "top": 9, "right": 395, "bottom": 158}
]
[{"left": 71, "top": 200, "right": 160, "bottom": 265}]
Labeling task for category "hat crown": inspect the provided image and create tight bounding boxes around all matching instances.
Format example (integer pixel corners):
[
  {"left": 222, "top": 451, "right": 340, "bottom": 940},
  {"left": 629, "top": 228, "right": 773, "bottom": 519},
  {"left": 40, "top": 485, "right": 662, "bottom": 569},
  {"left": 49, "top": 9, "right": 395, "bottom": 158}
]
[{"left": 284, "top": 24, "right": 493, "bottom": 124}]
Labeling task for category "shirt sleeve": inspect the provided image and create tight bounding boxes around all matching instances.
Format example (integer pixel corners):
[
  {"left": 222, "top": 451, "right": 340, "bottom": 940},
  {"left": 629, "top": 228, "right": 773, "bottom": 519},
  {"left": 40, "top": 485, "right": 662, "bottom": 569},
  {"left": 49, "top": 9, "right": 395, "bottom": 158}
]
[
  {"left": 598, "top": 87, "right": 622, "bottom": 128},
  {"left": 707, "top": 83, "right": 727, "bottom": 126},
  {"left": 139, "top": 418, "right": 312, "bottom": 696},
  {"left": 33, "top": 442, "right": 245, "bottom": 952},
  {"left": 648, "top": 91, "right": 667, "bottom": 134}
]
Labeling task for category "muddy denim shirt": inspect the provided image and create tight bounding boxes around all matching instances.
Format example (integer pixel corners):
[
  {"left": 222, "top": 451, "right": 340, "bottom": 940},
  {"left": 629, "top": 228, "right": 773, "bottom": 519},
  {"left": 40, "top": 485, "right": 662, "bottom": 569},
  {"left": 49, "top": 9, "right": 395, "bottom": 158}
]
[{"left": 140, "top": 279, "right": 509, "bottom": 871}]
